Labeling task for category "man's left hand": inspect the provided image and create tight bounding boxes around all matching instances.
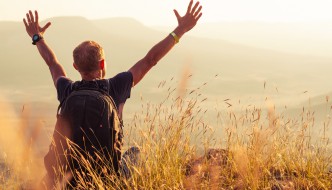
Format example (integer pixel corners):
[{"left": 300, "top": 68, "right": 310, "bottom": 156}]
[{"left": 23, "top": 10, "right": 51, "bottom": 38}]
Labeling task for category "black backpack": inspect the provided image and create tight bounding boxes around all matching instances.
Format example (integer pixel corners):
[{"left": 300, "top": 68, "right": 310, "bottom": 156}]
[{"left": 44, "top": 79, "right": 123, "bottom": 184}]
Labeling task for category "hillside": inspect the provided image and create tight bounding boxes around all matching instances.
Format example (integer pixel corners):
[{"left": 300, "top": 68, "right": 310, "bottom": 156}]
[
  {"left": 166, "top": 21, "right": 332, "bottom": 57},
  {"left": 1, "top": 17, "right": 332, "bottom": 125}
]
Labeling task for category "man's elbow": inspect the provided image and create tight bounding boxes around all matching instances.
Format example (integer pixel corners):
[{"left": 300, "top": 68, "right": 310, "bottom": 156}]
[
  {"left": 46, "top": 58, "right": 58, "bottom": 68},
  {"left": 145, "top": 54, "right": 158, "bottom": 67}
]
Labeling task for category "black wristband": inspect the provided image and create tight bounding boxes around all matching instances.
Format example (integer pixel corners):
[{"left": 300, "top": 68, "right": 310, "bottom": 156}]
[{"left": 32, "top": 34, "right": 43, "bottom": 45}]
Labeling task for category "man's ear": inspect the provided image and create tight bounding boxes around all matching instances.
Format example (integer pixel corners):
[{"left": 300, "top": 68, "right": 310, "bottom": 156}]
[
  {"left": 99, "top": 59, "right": 105, "bottom": 70},
  {"left": 73, "top": 63, "right": 78, "bottom": 70}
]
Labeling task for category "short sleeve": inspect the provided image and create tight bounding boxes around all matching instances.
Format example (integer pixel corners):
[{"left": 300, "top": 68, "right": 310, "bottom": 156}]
[
  {"left": 108, "top": 72, "right": 133, "bottom": 106},
  {"left": 56, "top": 77, "right": 74, "bottom": 102}
]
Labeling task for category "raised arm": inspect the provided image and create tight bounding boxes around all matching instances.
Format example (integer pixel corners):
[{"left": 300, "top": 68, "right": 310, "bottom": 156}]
[
  {"left": 128, "top": 0, "right": 202, "bottom": 87},
  {"left": 23, "top": 10, "right": 66, "bottom": 87}
]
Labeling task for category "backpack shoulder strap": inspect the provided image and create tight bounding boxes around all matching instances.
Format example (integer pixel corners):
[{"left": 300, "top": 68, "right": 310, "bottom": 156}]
[
  {"left": 56, "top": 82, "right": 77, "bottom": 117},
  {"left": 104, "top": 79, "right": 124, "bottom": 127}
]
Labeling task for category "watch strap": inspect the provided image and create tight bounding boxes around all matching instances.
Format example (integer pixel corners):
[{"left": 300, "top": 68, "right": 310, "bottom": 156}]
[{"left": 32, "top": 34, "right": 43, "bottom": 45}]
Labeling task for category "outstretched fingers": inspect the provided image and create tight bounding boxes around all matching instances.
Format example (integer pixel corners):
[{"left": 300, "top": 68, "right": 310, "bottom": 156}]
[
  {"left": 41, "top": 22, "right": 51, "bottom": 32},
  {"left": 29, "top": 10, "right": 34, "bottom": 23},
  {"left": 35, "top": 10, "right": 39, "bottom": 24},
  {"left": 174, "top": 9, "right": 181, "bottom": 20},
  {"left": 23, "top": 10, "right": 49, "bottom": 37},
  {"left": 187, "top": 0, "right": 193, "bottom": 14},
  {"left": 191, "top": 1, "right": 200, "bottom": 14},
  {"left": 195, "top": 12, "right": 203, "bottom": 21},
  {"left": 193, "top": 5, "right": 202, "bottom": 18},
  {"left": 23, "top": 18, "right": 28, "bottom": 28},
  {"left": 26, "top": 13, "right": 31, "bottom": 24}
]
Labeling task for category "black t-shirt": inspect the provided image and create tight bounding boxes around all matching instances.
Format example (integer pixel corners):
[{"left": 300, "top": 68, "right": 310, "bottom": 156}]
[{"left": 56, "top": 71, "right": 133, "bottom": 111}]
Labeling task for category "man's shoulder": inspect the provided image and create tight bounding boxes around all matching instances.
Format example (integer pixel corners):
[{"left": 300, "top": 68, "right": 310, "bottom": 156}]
[
  {"left": 56, "top": 76, "right": 73, "bottom": 87},
  {"left": 106, "top": 72, "right": 133, "bottom": 106},
  {"left": 108, "top": 71, "right": 133, "bottom": 85},
  {"left": 56, "top": 77, "right": 75, "bottom": 102}
]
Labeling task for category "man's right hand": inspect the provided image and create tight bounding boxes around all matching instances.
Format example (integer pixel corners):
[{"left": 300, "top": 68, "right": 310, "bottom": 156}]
[
  {"left": 23, "top": 10, "right": 51, "bottom": 38},
  {"left": 128, "top": 1, "right": 203, "bottom": 87},
  {"left": 173, "top": 0, "right": 203, "bottom": 34}
]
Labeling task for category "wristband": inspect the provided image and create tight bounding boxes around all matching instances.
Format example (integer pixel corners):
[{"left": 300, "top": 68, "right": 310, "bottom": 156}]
[
  {"left": 32, "top": 34, "right": 43, "bottom": 45},
  {"left": 170, "top": 32, "right": 179, "bottom": 44}
]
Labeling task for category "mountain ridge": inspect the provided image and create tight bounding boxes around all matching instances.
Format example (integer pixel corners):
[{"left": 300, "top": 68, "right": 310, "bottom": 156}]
[{"left": 1, "top": 17, "right": 331, "bottom": 108}]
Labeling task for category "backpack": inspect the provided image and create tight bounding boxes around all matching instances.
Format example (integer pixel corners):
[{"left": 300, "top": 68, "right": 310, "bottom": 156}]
[{"left": 44, "top": 79, "right": 123, "bottom": 183}]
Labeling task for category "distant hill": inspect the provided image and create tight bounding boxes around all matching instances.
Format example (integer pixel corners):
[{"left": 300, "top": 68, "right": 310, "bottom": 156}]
[
  {"left": 1, "top": 17, "right": 332, "bottom": 109},
  {"left": 154, "top": 21, "right": 332, "bottom": 57}
]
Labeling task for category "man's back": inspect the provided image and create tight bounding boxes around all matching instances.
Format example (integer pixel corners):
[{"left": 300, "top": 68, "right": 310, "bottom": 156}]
[
  {"left": 56, "top": 72, "right": 133, "bottom": 110},
  {"left": 44, "top": 72, "right": 133, "bottom": 185}
]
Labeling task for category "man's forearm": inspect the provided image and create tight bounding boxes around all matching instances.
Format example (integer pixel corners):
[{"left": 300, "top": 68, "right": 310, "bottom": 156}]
[
  {"left": 35, "top": 39, "right": 59, "bottom": 68},
  {"left": 128, "top": 26, "right": 188, "bottom": 86},
  {"left": 34, "top": 39, "right": 66, "bottom": 86},
  {"left": 128, "top": 1, "right": 202, "bottom": 86},
  {"left": 146, "top": 26, "right": 186, "bottom": 66}
]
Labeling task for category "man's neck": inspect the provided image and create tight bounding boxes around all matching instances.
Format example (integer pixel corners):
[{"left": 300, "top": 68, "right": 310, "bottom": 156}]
[{"left": 80, "top": 71, "right": 103, "bottom": 81}]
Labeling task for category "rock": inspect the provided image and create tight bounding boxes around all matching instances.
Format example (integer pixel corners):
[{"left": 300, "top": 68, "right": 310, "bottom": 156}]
[{"left": 184, "top": 148, "right": 230, "bottom": 190}]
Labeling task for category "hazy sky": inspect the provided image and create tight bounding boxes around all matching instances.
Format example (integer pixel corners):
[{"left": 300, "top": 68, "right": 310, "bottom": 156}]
[{"left": 1, "top": 0, "right": 332, "bottom": 25}]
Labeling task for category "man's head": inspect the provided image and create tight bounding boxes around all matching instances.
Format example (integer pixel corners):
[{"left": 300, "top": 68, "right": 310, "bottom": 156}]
[{"left": 73, "top": 41, "right": 106, "bottom": 79}]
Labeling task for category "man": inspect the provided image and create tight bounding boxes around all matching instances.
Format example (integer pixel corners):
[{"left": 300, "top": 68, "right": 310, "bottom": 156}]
[{"left": 23, "top": 0, "right": 202, "bottom": 188}]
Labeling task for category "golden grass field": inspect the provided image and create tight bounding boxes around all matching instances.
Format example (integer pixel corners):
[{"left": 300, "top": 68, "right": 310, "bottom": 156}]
[{"left": 0, "top": 77, "right": 331, "bottom": 190}]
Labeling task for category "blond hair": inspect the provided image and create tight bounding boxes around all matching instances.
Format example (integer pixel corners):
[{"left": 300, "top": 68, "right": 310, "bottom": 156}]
[{"left": 73, "top": 41, "right": 104, "bottom": 73}]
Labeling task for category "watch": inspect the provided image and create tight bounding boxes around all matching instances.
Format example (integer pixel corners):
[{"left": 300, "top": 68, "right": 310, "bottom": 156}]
[{"left": 32, "top": 34, "right": 43, "bottom": 45}]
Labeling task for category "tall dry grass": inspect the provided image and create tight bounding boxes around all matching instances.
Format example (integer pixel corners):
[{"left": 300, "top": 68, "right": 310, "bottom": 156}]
[
  {"left": 0, "top": 96, "right": 44, "bottom": 189},
  {"left": 212, "top": 95, "right": 332, "bottom": 189},
  {"left": 0, "top": 77, "right": 332, "bottom": 189}
]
